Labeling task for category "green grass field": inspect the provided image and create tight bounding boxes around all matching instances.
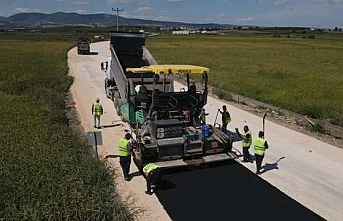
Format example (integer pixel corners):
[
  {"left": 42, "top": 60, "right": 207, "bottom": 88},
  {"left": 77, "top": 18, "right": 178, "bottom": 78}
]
[
  {"left": 0, "top": 40, "right": 132, "bottom": 220},
  {"left": 0, "top": 28, "right": 342, "bottom": 219},
  {"left": 146, "top": 33, "right": 343, "bottom": 121}
]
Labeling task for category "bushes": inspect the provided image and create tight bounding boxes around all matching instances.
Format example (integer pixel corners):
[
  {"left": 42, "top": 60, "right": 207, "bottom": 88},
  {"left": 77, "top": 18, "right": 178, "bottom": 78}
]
[
  {"left": 0, "top": 40, "right": 132, "bottom": 220},
  {"left": 213, "top": 87, "right": 234, "bottom": 102}
]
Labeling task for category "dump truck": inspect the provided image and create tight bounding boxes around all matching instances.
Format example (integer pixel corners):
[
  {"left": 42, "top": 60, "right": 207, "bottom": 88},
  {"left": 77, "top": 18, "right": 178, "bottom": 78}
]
[
  {"left": 101, "top": 32, "right": 236, "bottom": 169},
  {"left": 77, "top": 38, "right": 90, "bottom": 54}
]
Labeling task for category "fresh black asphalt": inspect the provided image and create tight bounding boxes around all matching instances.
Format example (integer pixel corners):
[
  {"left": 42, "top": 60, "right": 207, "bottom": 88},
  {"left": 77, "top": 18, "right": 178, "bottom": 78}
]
[{"left": 155, "top": 160, "right": 324, "bottom": 221}]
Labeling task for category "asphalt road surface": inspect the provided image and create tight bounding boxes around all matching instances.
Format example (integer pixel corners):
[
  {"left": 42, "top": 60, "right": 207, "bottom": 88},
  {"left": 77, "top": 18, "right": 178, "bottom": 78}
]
[{"left": 156, "top": 160, "right": 324, "bottom": 221}]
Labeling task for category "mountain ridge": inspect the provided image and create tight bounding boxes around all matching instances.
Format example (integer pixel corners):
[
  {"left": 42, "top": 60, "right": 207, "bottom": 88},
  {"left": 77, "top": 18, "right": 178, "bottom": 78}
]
[{"left": 0, "top": 12, "right": 235, "bottom": 29}]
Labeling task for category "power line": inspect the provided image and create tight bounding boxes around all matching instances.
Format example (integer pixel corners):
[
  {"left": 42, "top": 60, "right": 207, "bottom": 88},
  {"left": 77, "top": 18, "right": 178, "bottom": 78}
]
[{"left": 112, "top": 7, "right": 124, "bottom": 31}]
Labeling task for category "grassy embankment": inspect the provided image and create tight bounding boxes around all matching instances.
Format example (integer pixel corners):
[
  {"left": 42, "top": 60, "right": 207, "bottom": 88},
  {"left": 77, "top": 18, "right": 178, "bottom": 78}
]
[
  {"left": 0, "top": 40, "right": 132, "bottom": 220},
  {"left": 146, "top": 33, "right": 343, "bottom": 123}
]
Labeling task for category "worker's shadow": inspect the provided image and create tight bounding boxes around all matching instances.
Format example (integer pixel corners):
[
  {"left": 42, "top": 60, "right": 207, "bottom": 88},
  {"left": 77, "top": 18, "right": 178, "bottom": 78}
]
[
  {"left": 99, "top": 123, "right": 122, "bottom": 129},
  {"left": 261, "top": 156, "right": 286, "bottom": 174},
  {"left": 104, "top": 154, "right": 119, "bottom": 160},
  {"left": 129, "top": 171, "right": 142, "bottom": 180},
  {"left": 88, "top": 52, "right": 99, "bottom": 55},
  {"left": 156, "top": 179, "right": 176, "bottom": 190}
]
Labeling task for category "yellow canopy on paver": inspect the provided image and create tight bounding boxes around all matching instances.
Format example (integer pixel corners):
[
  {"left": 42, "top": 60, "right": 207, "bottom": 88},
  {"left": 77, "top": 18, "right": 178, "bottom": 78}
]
[{"left": 126, "top": 65, "right": 210, "bottom": 75}]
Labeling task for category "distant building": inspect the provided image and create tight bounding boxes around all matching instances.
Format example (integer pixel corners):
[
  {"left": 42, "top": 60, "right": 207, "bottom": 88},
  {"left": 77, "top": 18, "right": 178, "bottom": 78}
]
[
  {"left": 202, "top": 30, "right": 219, "bottom": 35},
  {"left": 172, "top": 30, "right": 190, "bottom": 35}
]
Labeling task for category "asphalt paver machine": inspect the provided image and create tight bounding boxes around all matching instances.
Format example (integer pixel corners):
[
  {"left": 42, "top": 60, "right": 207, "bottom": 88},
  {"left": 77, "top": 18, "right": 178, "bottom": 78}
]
[{"left": 101, "top": 32, "right": 236, "bottom": 169}]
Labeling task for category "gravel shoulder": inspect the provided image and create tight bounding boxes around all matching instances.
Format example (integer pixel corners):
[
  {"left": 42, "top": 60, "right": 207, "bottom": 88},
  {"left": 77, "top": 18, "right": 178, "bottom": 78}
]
[{"left": 68, "top": 41, "right": 343, "bottom": 221}]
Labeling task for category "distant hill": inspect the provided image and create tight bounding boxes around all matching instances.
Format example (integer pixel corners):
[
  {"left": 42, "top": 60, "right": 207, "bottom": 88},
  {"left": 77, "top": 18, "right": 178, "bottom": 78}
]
[{"left": 0, "top": 12, "right": 235, "bottom": 29}]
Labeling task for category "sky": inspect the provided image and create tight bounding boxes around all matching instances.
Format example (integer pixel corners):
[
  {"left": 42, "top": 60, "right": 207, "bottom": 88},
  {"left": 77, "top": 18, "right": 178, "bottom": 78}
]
[{"left": 0, "top": 0, "right": 342, "bottom": 28}]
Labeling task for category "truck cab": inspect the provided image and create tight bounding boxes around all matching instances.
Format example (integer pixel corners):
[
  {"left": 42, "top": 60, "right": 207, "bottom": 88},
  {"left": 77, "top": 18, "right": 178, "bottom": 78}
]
[{"left": 77, "top": 38, "right": 90, "bottom": 55}]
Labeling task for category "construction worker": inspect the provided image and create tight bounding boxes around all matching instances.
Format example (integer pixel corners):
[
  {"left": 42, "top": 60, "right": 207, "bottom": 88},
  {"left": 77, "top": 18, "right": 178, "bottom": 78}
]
[
  {"left": 254, "top": 131, "right": 269, "bottom": 174},
  {"left": 119, "top": 133, "right": 133, "bottom": 181},
  {"left": 235, "top": 125, "right": 252, "bottom": 162},
  {"left": 92, "top": 98, "right": 103, "bottom": 129},
  {"left": 218, "top": 105, "right": 231, "bottom": 134},
  {"left": 143, "top": 163, "right": 162, "bottom": 195}
]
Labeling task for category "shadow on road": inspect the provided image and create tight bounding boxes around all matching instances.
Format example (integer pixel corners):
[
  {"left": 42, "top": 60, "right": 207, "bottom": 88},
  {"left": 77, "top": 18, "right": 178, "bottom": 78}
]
[
  {"left": 128, "top": 171, "right": 142, "bottom": 181},
  {"left": 156, "top": 179, "right": 176, "bottom": 191},
  {"left": 99, "top": 123, "right": 122, "bottom": 129},
  {"left": 104, "top": 154, "right": 119, "bottom": 160},
  {"left": 261, "top": 156, "right": 286, "bottom": 174},
  {"left": 88, "top": 52, "right": 99, "bottom": 55}
]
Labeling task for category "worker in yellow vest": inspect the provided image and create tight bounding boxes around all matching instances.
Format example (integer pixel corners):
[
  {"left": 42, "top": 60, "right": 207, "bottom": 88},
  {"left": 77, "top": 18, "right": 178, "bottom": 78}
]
[
  {"left": 143, "top": 163, "right": 162, "bottom": 195},
  {"left": 235, "top": 125, "right": 252, "bottom": 162},
  {"left": 119, "top": 133, "right": 133, "bottom": 181},
  {"left": 253, "top": 131, "right": 269, "bottom": 175},
  {"left": 218, "top": 105, "right": 231, "bottom": 134},
  {"left": 92, "top": 98, "right": 103, "bottom": 129}
]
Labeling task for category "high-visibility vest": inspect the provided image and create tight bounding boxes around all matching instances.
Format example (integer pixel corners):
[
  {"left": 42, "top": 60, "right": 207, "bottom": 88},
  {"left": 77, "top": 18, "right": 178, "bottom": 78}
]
[
  {"left": 135, "top": 85, "right": 142, "bottom": 93},
  {"left": 222, "top": 111, "right": 231, "bottom": 124},
  {"left": 118, "top": 138, "right": 130, "bottom": 157},
  {"left": 92, "top": 103, "right": 103, "bottom": 116},
  {"left": 242, "top": 130, "right": 252, "bottom": 147},
  {"left": 254, "top": 137, "right": 266, "bottom": 156},
  {"left": 143, "top": 163, "right": 160, "bottom": 174}
]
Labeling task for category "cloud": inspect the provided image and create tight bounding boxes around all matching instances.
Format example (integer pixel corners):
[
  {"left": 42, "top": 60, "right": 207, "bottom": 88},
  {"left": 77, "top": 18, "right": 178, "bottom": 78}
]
[
  {"left": 0, "top": 0, "right": 19, "bottom": 4},
  {"left": 252, "top": 1, "right": 339, "bottom": 27},
  {"left": 273, "top": 0, "right": 291, "bottom": 5},
  {"left": 107, "top": 0, "right": 147, "bottom": 3},
  {"left": 236, "top": 17, "right": 255, "bottom": 23},
  {"left": 134, "top": 6, "right": 152, "bottom": 14},
  {"left": 73, "top": 0, "right": 90, "bottom": 5},
  {"left": 167, "top": 0, "right": 183, "bottom": 2},
  {"left": 11, "top": 7, "right": 38, "bottom": 13},
  {"left": 158, "top": 16, "right": 171, "bottom": 21},
  {"left": 74, "top": 10, "right": 86, "bottom": 14},
  {"left": 311, "top": 0, "right": 343, "bottom": 5},
  {"left": 258, "top": 0, "right": 292, "bottom": 5}
]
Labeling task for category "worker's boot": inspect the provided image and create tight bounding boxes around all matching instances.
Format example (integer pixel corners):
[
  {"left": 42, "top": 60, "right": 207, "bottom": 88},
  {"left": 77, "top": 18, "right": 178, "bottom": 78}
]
[{"left": 145, "top": 191, "right": 153, "bottom": 195}]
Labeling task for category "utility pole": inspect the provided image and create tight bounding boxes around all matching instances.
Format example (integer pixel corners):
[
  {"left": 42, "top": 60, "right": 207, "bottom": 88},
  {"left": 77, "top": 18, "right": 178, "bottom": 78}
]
[{"left": 112, "top": 7, "right": 124, "bottom": 31}]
